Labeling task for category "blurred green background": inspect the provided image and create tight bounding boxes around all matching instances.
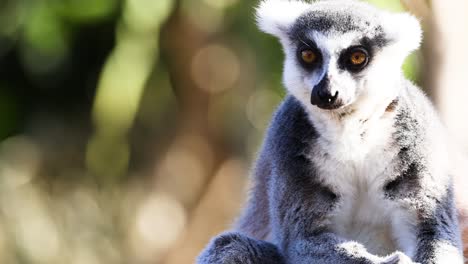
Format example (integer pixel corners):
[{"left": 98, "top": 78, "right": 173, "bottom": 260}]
[{"left": 0, "top": 0, "right": 466, "bottom": 263}]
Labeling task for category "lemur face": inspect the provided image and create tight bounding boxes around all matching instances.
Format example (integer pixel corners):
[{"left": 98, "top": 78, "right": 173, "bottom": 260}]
[
  {"left": 256, "top": 0, "right": 422, "bottom": 113},
  {"left": 285, "top": 26, "right": 387, "bottom": 110}
]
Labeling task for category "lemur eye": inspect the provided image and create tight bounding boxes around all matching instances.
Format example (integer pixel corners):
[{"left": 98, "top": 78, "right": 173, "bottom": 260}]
[
  {"left": 350, "top": 51, "right": 367, "bottom": 65},
  {"left": 301, "top": 50, "right": 318, "bottom": 64},
  {"left": 344, "top": 47, "right": 369, "bottom": 71}
]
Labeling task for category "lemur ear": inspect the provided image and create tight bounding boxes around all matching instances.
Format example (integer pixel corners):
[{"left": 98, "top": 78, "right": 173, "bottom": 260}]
[
  {"left": 256, "top": 0, "right": 310, "bottom": 38},
  {"left": 382, "top": 12, "right": 422, "bottom": 54}
]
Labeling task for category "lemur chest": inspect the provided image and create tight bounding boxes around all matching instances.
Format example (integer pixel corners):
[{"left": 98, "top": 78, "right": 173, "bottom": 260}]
[
  {"left": 329, "top": 185, "right": 398, "bottom": 256},
  {"left": 310, "top": 120, "right": 403, "bottom": 255},
  {"left": 323, "top": 154, "right": 399, "bottom": 256}
]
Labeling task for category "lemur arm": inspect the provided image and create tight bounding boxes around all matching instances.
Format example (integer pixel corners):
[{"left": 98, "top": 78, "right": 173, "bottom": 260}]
[
  {"left": 384, "top": 150, "right": 464, "bottom": 263},
  {"left": 234, "top": 150, "right": 272, "bottom": 240},
  {"left": 411, "top": 190, "right": 464, "bottom": 264}
]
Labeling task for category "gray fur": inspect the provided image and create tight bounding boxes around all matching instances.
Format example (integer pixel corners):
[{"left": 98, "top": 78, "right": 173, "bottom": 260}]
[
  {"left": 288, "top": 2, "right": 388, "bottom": 47},
  {"left": 197, "top": 0, "right": 463, "bottom": 263}
]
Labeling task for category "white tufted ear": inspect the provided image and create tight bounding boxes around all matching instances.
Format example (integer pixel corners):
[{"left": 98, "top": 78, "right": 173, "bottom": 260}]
[
  {"left": 256, "top": 0, "right": 311, "bottom": 38},
  {"left": 382, "top": 12, "right": 423, "bottom": 55}
]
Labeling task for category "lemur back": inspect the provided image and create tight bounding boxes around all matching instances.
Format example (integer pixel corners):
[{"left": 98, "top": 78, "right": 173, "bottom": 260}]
[{"left": 198, "top": 1, "right": 465, "bottom": 263}]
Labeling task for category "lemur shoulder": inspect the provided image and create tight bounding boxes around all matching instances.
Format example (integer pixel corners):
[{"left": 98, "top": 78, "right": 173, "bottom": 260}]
[{"left": 198, "top": 0, "right": 466, "bottom": 263}]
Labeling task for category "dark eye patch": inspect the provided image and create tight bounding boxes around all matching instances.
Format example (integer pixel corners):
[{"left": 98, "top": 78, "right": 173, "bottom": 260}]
[
  {"left": 337, "top": 34, "right": 390, "bottom": 73},
  {"left": 296, "top": 40, "right": 322, "bottom": 70},
  {"left": 338, "top": 43, "right": 372, "bottom": 73}
]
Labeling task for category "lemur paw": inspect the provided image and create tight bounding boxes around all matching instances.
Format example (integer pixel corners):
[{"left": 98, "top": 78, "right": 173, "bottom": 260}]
[
  {"left": 197, "top": 232, "right": 284, "bottom": 264},
  {"left": 381, "top": 252, "right": 417, "bottom": 264}
]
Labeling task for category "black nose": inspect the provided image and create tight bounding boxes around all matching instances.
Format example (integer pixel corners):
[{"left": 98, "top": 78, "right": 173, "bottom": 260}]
[
  {"left": 310, "top": 77, "right": 341, "bottom": 109},
  {"left": 317, "top": 89, "right": 338, "bottom": 104}
]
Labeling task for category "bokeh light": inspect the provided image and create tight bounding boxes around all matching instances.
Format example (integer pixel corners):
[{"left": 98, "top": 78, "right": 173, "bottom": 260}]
[{"left": 191, "top": 44, "right": 241, "bottom": 94}]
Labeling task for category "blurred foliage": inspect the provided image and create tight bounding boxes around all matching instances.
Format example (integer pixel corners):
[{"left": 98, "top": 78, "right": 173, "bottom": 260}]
[{"left": 0, "top": 0, "right": 422, "bottom": 263}]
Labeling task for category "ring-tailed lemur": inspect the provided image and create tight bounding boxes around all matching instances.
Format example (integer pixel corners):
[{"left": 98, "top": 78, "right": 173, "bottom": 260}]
[{"left": 198, "top": 0, "right": 464, "bottom": 263}]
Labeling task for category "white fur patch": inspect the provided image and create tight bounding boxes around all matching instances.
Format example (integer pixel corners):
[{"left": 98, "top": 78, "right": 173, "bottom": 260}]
[
  {"left": 433, "top": 240, "right": 464, "bottom": 263},
  {"left": 381, "top": 12, "right": 423, "bottom": 56},
  {"left": 255, "top": 0, "right": 310, "bottom": 37}
]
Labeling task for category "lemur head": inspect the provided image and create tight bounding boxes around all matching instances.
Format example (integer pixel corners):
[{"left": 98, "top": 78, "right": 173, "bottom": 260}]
[{"left": 256, "top": 0, "right": 422, "bottom": 113}]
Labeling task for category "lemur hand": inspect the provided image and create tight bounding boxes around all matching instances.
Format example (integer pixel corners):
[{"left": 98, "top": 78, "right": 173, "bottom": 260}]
[{"left": 381, "top": 251, "right": 419, "bottom": 264}]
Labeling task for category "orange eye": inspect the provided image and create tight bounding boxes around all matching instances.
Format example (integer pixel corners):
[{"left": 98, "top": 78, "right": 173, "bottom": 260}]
[
  {"left": 301, "top": 50, "right": 317, "bottom": 64},
  {"left": 349, "top": 51, "right": 367, "bottom": 65}
]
